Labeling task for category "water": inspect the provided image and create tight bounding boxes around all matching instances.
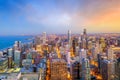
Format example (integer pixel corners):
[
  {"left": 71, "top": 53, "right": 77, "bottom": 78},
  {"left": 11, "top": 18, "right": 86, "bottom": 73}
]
[{"left": 0, "top": 36, "right": 33, "bottom": 50}]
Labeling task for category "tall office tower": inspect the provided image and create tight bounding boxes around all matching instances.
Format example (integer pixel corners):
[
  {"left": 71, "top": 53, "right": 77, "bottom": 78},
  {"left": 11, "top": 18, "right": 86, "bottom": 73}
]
[
  {"left": 8, "top": 56, "right": 12, "bottom": 68},
  {"left": 68, "top": 30, "right": 71, "bottom": 48},
  {"left": 35, "top": 36, "right": 41, "bottom": 45},
  {"left": 13, "top": 44, "right": 18, "bottom": 50},
  {"left": 81, "top": 58, "right": 91, "bottom": 80},
  {"left": 15, "top": 41, "right": 21, "bottom": 48},
  {"left": 107, "top": 46, "right": 114, "bottom": 60},
  {"left": 114, "top": 58, "right": 120, "bottom": 80},
  {"left": 71, "top": 62, "right": 81, "bottom": 80},
  {"left": 60, "top": 46, "right": 65, "bottom": 58},
  {"left": 72, "top": 38, "right": 76, "bottom": 55},
  {"left": 82, "top": 28, "right": 88, "bottom": 49},
  {"left": 79, "top": 49, "right": 87, "bottom": 64},
  {"left": 43, "top": 32, "right": 46, "bottom": 44},
  {"left": 14, "top": 50, "right": 21, "bottom": 67},
  {"left": 50, "top": 59, "right": 68, "bottom": 80},
  {"left": 36, "top": 45, "right": 42, "bottom": 54},
  {"left": 78, "top": 36, "right": 82, "bottom": 49},
  {"left": 101, "top": 60, "right": 115, "bottom": 80},
  {"left": 66, "top": 51, "right": 71, "bottom": 67},
  {"left": 8, "top": 48, "right": 13, "bottom": 57},
  {"left": 88, "top": 41, "right": 92, "bottom": 50},
  {"left": 91, "top": 45, "right": 99, "bottom": 61},
  {"left": 75, "top": 46, "right": 79, "bottom": 56}
]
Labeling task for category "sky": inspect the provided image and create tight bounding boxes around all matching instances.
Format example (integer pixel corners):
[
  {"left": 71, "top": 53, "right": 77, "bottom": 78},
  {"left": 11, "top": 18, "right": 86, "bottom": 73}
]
[{"left": 0, "top": 0, "right": 120, "bottom": 35}]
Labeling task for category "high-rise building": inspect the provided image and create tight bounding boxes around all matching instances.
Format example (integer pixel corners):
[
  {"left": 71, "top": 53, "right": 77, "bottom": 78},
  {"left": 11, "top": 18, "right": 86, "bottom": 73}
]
[
  {"left": 66, "top": 51, "right": 71, "bottom": 67},
  {"left": 71, "top": 61, "right": 81, "bottom": 80},
  {"left": 0, "top": 58, "right": 8, "bottom": 71},
  {"left": 14, "top": 50, "right": 21, "bottom": 67},
  {"left": 8, "top": 56, "right": 12, "bottom": 68},
  {"left": 107, "top": 46, "right": 114, "bottom": 60},
  {"left": 79, "top": 49, "right": 87, "bottom": 64},
  {"left": 43, "top": 32, "right": 46, "bottom": 44},
  {"left": 68, "top": 30, "right": 71, "bottom": 48},
  {"left": 50, "top": 59, "right": 68, "bottom": 80},
  {"left": 35, "top": 36, "right": 41, "bottom": 45},
  {"left": 82, "top": 29, "right": 88, "bottom": 49},
  {"left": 101, "top": 60, "right": 115, "bottom": 80},
  {"left": 81, "top": 58, "right": 91, "bottom": 80},
  {"left": 8, "top": 48, "right": 13, "bottom": 57},
  {"left": 114, "top": 58, "right": 120, "bottom": 80}
]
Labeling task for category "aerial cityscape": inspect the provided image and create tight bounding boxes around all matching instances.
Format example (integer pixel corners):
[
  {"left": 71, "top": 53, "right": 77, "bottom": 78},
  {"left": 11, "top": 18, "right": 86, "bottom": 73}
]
[{"left": 0, "top": 0, "right": 120, "bottom": 80}]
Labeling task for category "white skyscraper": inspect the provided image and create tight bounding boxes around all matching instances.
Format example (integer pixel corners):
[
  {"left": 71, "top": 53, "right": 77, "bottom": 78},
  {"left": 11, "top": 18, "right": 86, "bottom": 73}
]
[
  {"left": 66, "top": 51, "right": 71, "bottom": 66},
  {"left": 42, "top": 32, "right": 46, "bottom": 44},
  {"left": 79, "top": 49, "right": 87, "bottom": 64},
  {"left": 81, "top": 58, "right": 91, "bottom": 80},
  {"left": 107, "top": 46, "right": 114, "bottom": 60}
]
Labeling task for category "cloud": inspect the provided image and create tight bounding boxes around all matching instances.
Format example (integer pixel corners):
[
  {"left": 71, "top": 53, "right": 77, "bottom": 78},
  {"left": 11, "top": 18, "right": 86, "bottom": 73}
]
[{"left": 1, "top": 0, "right": 120, "bottom": 34}]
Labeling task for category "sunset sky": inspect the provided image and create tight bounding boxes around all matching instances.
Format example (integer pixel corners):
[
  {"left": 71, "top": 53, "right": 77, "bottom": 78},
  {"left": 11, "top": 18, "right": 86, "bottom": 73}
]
[{"left": 0, "top": 0, "right": 120, "bottom": 35}]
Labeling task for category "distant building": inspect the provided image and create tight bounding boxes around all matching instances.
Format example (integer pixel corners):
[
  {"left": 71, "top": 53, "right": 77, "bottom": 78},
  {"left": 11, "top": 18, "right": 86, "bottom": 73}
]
[
  {"left": 68, "top": 30, "right": 71, "bottom": 48},
  {"left": 8, "top": 48, "right": 13, "bottom": 57},
  {"left": 43, "top": 32, "right": 46, "bottom": 44}
]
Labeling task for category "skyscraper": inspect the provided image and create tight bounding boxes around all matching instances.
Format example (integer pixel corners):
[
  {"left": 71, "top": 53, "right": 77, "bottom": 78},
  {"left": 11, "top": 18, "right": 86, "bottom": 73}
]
[
  {"left": 82, "top": 28, "right": 88, "bottom": 49},
  {"left": 43, "top": 32, "right": 46, "bottom": 44},
  {"left": 68, "top": 30, "right": 71, "bottom": 48},
  {"left": 50, "top": 59, "right": 68, "bottom": 80},
  {"left": 101, "top": 60, "right": 115, "bottom": 80},
  {"left": 79, "top": 49, "right": 87, "bottom": 64},
  {"left": 81, "top": 58, "right": 91, "bottom": 80},
  {"left": 14, "top": 50, "right": 21, "bottom": 67},
  {"left": 8, "top": 48, "right": 13, "bottom": 57}
]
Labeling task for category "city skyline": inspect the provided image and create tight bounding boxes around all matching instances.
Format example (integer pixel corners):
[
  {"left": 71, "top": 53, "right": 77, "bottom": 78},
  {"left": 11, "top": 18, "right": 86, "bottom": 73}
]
[{"left": 0, "top": 0, "right": 120, "bottom": 35}]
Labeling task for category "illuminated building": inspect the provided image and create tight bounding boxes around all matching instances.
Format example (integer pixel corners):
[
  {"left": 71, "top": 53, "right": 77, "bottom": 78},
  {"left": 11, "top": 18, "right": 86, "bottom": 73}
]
[
  {"left": 39, "top": 68, "right": 45, "bottom": 80},
  {"left": 50, "top": 59, "right": 68, "bottom": 80},
  {"left": 107, "top": 46, "right": 120, "bottom": 60},
  {"left": 36, "top": 45, "right": 42, "bottom": 54},
  {"left": 81, "top": 58, "right": 91, "bottom": 80},
  {"left": 66, "top": 51, "right": 71, "bottom": 67}
]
